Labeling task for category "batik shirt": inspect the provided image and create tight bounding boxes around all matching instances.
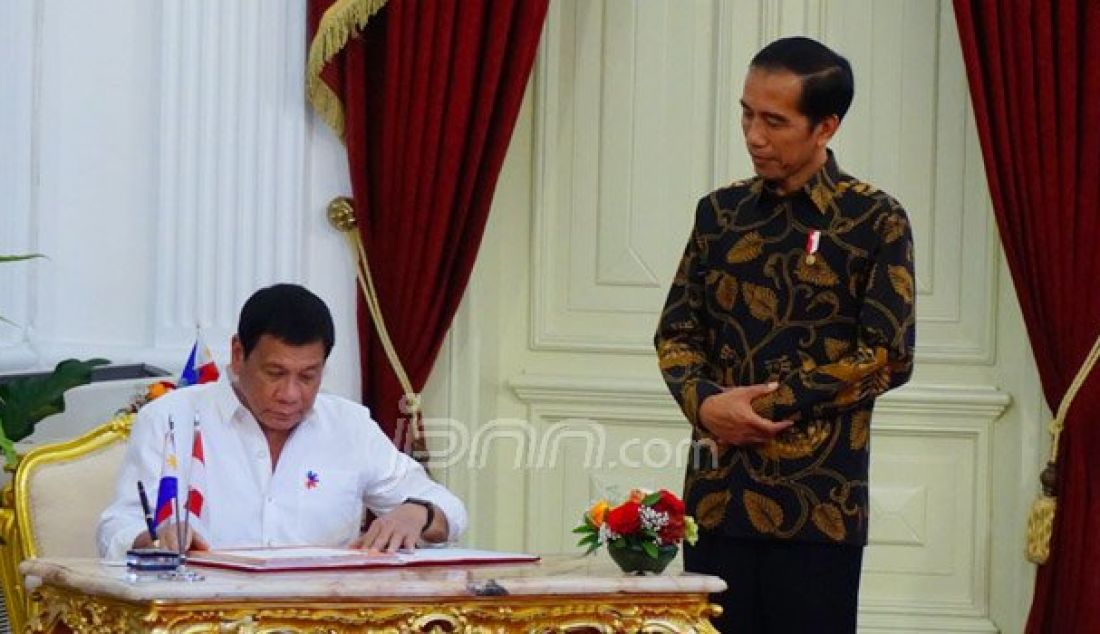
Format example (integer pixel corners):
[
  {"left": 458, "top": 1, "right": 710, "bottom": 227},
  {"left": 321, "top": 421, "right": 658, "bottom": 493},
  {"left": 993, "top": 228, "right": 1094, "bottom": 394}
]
[{"left": 655, "top": 151, "right": 915, "bottom": 545}]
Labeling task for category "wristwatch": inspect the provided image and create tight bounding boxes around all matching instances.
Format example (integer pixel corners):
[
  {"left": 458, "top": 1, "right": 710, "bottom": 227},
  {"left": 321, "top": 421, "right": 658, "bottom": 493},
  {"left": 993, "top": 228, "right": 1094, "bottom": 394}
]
[{"left": 402, "top": 497, "right": 435, "bottom": 532}]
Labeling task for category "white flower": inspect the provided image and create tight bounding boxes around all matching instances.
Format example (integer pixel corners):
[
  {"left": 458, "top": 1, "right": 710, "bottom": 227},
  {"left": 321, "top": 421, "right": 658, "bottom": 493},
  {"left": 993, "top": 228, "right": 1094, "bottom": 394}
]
[
  {"left": 640, "top": 506, "right": 669, "bottom": 534},
  {"left": 598, "top": 523, "right": 618, "bottom": 544}
]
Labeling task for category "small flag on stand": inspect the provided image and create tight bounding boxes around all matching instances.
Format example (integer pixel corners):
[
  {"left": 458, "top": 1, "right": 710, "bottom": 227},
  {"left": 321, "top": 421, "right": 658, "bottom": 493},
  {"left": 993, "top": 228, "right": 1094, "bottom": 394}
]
[
  {"left": 179, "top": 329, "right": 220, "bottom": 387},
  {"left": 185, "top": 417, "right": 206, "bottom": 527},
  {"left": 154, "top": 423, "right": 180, "bottom": 528}
]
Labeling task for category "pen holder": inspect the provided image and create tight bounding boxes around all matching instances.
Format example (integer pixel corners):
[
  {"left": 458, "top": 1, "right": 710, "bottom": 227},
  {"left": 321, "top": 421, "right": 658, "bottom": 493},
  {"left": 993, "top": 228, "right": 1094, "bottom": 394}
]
[{"left": 126, "top": 548, "right": 184, "bottom": 572}]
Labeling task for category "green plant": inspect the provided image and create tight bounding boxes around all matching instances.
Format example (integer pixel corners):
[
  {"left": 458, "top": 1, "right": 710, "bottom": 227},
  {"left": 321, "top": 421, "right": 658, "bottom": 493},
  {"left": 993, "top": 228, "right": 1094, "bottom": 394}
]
[{"left": 0, "top": 358, "right": 109, "bottom": 465}]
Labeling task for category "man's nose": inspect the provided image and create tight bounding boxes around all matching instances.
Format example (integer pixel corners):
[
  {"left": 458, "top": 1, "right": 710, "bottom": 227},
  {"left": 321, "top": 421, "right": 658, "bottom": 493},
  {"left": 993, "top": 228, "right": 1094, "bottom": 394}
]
[
  {"left": 744, "top": 119, "right": 766, "bottom": 147},
  {"left": 275, "top": 377, "right": 301, "bottom": 401}
]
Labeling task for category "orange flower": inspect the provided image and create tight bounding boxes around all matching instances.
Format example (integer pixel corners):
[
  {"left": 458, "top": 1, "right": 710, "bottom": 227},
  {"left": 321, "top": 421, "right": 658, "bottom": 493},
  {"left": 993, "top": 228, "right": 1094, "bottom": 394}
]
[
  {"left": 587, "top": 500, "right": 609, "bottom": 527},
  {"left": 627, "top": 488, "right": 647, "bottom": 503},
  {"left": 145, "top": 381, "right": 175, "bottom": 400}
]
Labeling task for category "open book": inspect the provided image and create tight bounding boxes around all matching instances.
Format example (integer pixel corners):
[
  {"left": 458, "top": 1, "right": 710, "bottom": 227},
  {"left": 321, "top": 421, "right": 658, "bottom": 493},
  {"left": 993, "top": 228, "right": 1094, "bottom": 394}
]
[{"left": 186, "top": 546, "right": 539, "bottom": 573}]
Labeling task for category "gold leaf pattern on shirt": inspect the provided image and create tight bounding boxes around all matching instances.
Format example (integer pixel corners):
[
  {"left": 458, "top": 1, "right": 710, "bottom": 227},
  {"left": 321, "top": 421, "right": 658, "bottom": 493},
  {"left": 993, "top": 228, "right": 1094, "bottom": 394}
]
[
  {"left": 812, "top": 503, "right": 847, "bottom": 541},
  {"left": 878, "top": 212, "right": 906, "bottom": 243},
  {"left": 888, "top": 265, "right": 914, "bottom": 303},
  {"left": 752, "top": 383, "right": 795, "bottom": 420},
  {"left": 742, "top": 282, "right": 778, "bottom": 322},
  {"left": 849, "top": 410, "right": 870, "bottom": 450},
  {"left": 795, "top": 255, "right": 839, "bottom": 287},
  {"left": 727, "top": 232, "right": 764, "bottom": 264},
  {"left": 824, "top": 338, "right": 851, "bottom": 362},
  {"left": 744, "top": 490, "right": 784, "bottom": 534},
  {"left": 715, "top": 273, "right": 738, "bottom": 310},
  {"left": 756, "top": 420, "right": 832, "bottom": 460},
  {"left": 809, "top": 182, "right": 834, "bottom": 212},
  {"left": 696, "top": 490, "right": 732, "bottom": 530},
  {"left": 657, "top": 343, "right": 703, "bottom": 370}
]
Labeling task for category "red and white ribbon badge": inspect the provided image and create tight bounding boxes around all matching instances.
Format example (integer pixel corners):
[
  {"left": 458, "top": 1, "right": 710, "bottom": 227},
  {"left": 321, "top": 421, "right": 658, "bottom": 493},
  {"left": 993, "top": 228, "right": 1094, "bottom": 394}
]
[{"left": 805, "top": 230, "right": 821, "bottom": 264}]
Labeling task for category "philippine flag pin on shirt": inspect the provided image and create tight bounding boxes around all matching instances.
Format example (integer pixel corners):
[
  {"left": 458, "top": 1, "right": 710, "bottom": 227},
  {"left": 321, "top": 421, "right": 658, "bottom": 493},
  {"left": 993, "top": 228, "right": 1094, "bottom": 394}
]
[
  {"left": 305, "top": 470, "right": 320, "bottom": 490},
  {"left": 805, "top": 229, "right": 821, "bottom": 265}
]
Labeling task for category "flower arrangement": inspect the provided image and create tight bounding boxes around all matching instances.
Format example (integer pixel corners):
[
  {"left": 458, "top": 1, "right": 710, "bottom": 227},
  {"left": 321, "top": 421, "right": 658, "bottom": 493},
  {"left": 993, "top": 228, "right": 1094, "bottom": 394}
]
[
  {"left": 118, "top": 380, "right": 177, "bottom": 415},
  {"left": 574, "top": 488, "right": 698, "bottom": 571}
]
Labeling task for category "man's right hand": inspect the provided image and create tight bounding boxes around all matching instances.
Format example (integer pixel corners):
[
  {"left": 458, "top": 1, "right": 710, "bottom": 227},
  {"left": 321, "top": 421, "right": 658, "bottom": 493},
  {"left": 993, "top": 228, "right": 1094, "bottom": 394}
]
[
  {"left": 132, "top": 522, "right": 210, "bottom": 552},
  {"left": 698, "top": 382, "right": 794, "bottom": 445}
]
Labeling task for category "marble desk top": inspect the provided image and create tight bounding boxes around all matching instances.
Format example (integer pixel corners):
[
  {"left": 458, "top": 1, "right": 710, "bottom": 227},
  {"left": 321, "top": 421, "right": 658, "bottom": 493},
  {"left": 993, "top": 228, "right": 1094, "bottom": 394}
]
[{"left": 21, "top": 553, "right": 726, "bottom": 603}]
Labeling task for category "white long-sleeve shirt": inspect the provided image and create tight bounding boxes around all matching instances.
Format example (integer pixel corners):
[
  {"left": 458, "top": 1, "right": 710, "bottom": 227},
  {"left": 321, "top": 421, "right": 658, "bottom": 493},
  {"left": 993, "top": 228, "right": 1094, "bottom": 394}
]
[{"left": 97, "top": 378, "right": 467, "bottom": 560}]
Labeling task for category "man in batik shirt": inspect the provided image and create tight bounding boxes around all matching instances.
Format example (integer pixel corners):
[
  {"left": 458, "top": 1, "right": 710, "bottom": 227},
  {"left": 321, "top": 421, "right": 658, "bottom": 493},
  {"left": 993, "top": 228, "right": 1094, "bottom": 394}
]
[{"left": 655, "top": 36, "right": 915, "bottom": 634}]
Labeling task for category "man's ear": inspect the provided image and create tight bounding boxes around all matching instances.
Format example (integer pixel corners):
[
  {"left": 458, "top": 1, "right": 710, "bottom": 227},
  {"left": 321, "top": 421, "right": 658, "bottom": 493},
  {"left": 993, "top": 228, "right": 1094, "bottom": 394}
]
[
  {"left": 229, "top": 335, "right": 244, "bottom": 374},
  {"left": 814, "top": 114, "right": 840, "bottom": 148}
]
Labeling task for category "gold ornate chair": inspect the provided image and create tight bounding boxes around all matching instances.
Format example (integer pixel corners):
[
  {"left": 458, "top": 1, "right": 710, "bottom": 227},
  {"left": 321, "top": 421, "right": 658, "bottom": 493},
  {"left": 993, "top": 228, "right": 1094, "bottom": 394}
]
[{"left": 0, "top": 414, "right": 133, "bottom": 632}]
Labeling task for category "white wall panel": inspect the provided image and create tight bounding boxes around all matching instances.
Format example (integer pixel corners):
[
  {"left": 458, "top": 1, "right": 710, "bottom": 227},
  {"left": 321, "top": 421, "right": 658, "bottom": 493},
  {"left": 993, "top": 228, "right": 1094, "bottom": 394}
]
[
  {"left": 533, "top": 0, "right": 997, "bottom": 364},
  {"left": 155, "top": 0, "right": 308, "bottom": 351},
  {"left": 0, "top": 0, "right": 358, "bottom": 395},
  {"left": 0, "top": 0, "right": 40, "bottom": 367},
  {"left": 511, "top": 374, "right": 1007, "bottom": 631}
]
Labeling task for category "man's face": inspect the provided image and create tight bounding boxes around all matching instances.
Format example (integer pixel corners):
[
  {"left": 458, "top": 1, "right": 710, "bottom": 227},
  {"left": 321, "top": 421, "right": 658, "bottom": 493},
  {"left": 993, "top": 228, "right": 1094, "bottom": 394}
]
[
  {"left": 740, "top": 68, "right": 837, "bottom": 193},
  {"left": 230, "top": 333, "right": 326, "bottom": 433}
]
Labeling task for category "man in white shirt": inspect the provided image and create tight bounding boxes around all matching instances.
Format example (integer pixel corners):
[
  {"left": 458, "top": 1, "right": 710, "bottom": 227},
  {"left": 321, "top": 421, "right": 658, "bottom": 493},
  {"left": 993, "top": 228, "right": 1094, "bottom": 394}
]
[{"left": 97, "top": 284, "right": 467, "bottom": 560}]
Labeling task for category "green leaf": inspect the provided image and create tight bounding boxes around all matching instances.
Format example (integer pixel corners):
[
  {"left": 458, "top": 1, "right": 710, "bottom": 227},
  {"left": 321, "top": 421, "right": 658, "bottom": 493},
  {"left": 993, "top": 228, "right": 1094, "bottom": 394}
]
[
  {"left": 577, "top": 533, "right": 598, "bottom": 547},
  {"left": 0, "top": 358, "right": 110, "bottom": 442},
  {"left": 572, "top": 524, "right": 593, "bottom": 535},
  {"left": 642, "top": 491, "right": 662, "bottom": 506},
  {"left": 642, "top": 540, "right": 659, "bottom": 559},
  {"left": 0, "top": 254, "right": 45, "bottom": 264},
  {"left": 0, "top": 417, "right": 15, "bottom": 467}
]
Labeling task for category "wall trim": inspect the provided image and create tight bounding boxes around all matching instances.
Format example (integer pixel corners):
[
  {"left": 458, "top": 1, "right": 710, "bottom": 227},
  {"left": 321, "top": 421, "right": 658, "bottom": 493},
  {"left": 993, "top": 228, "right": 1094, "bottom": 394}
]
[{"left": 510, "top": 373, "right": 1011, "bottom": 422}]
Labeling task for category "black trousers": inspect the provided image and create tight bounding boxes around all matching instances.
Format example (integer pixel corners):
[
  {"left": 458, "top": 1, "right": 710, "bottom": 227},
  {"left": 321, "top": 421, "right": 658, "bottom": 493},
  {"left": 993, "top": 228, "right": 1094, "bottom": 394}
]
[{"left": 684, "top": 533, "right": 864, "bottom": 634}]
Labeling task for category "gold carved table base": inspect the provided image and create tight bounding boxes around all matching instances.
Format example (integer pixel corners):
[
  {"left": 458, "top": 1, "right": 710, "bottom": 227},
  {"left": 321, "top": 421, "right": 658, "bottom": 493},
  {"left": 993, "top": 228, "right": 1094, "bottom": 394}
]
[{"left": 29, "top": 585, "right": 722, "bottom": 633}]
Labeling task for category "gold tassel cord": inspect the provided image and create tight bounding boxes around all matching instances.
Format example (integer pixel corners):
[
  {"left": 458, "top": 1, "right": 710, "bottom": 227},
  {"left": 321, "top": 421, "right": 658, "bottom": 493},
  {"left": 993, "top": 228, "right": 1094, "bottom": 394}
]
[
  {"left": 306, "top": 0, "right": 390, "bottom": 141},
  {"left": 327, "top": 197, "right": 422, "bottom": 446},
  {"left": 1025, "top": 332, "right": 1100, "bottom": 564}
]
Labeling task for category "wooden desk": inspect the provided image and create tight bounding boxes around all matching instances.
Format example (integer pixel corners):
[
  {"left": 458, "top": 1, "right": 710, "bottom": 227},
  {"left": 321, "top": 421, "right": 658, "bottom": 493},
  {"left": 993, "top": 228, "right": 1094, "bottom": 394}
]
[{"left": 21, "top": 554, "right": 724, "bottom": 633}]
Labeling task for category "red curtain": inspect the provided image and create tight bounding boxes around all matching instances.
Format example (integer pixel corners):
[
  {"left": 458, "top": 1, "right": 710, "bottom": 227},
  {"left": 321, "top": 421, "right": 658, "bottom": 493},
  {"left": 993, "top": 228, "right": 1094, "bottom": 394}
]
[
  {"left": 307, "top": 0, "right": 548, "bottom": 445},
  {"left": 954, "top": 1, "right": 1100, "bottom": 631}
]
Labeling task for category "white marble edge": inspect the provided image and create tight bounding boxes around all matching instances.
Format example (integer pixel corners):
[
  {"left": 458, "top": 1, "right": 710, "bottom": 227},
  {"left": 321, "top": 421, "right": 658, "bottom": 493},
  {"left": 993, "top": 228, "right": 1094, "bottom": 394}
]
[{"left": 20, "top": 555, "right": 726, "bottom": 602}]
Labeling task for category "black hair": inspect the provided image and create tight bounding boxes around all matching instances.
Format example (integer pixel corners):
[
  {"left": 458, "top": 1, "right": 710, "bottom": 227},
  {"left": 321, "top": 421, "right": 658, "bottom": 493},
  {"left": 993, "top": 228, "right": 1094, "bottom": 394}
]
[
  {"left": 750, "top": 36, "right": 854, "bottom": 126},
  {"left": 237, "top": 283, "right": 335, "bottom": 359}
]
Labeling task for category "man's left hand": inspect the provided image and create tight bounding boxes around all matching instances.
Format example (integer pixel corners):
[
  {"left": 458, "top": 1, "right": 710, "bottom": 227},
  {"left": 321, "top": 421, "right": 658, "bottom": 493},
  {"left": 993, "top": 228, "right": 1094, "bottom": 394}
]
[{"left": 351, "top": 503, "right": 430, "bottom": 552}]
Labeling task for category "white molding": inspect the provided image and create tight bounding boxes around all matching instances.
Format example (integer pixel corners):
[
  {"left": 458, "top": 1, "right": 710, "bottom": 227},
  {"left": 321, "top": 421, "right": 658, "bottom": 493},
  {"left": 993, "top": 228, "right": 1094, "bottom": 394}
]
[
  {"left": 154, "top": 1, "right": 308, "bottom": 350},
  {"left": 529, "top": 0, "right": 998, "bottom": 365},
  {"left": 0, "top": 0, "right": 42, "bottom": 353},
  {"left": 510, "top": 372, "right": 1003, "bottom": 625},
  {"left": 510, "top": 373, "right": 1010, "bottom": 421}
]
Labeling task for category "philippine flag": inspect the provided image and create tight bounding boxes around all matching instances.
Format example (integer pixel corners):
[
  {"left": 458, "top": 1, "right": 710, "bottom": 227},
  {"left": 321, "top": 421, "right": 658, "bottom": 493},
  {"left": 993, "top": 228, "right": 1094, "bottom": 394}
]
[
  {"left": 154, "top": 428, "right": 179, "bottom": 527},
  {"left": 179, "top": 331, "right": 220, "bottom": 387},
  {"left": 185, "top": 421, "right": 206, "bottom": 525}
]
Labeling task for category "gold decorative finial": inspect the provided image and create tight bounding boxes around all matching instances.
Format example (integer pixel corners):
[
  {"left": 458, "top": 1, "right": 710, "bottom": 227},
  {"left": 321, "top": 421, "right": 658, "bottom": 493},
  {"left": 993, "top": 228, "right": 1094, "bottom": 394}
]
[{"left": 327, "top": 196, "right": 357, "bottom": 232}]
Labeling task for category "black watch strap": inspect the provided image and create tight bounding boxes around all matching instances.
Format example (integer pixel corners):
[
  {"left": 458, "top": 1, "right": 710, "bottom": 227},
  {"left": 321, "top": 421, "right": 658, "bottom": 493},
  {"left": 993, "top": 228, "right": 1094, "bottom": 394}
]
[{"left": 403, "top": 497, "right": 435, "bottom": 532}]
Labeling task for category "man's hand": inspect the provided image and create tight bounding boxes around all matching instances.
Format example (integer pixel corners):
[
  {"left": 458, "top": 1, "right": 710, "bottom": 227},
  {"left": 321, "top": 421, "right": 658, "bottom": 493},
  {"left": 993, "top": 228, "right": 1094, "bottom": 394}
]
[
  {"left": 351, "top": 503, "right": 433, "bottom": 553},
  {"left": 698, "top": 382, "right": 794, "bottom": 445},
  {"left": 132, "top": 522, "right": 210, "bottom": 552}
]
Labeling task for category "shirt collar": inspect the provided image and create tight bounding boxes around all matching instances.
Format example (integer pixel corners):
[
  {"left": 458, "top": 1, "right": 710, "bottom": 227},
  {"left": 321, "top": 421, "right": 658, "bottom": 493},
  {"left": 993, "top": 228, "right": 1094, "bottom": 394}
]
[
  {"left": 211, "top": 373, "right": 248, "bottom": 423},
  {"left": 759, "top": 149, "right": 844, "bottom": 215}
]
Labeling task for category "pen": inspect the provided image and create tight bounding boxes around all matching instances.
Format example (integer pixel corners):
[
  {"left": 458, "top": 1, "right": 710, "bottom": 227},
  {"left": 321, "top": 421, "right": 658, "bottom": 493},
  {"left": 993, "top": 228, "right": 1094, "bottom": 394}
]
[{"left": 137, "top": 481, "right": 159, "bottom": 547}]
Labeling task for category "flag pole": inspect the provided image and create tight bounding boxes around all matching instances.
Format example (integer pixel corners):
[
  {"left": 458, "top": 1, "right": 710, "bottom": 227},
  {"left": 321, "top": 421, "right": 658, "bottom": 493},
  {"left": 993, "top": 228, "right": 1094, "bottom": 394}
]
[
  {"left": 168, "top": 417, "right": 184, "bottom": 555},
  {"left": 182, "top": 412, "right": 197, "bottom": 550}
]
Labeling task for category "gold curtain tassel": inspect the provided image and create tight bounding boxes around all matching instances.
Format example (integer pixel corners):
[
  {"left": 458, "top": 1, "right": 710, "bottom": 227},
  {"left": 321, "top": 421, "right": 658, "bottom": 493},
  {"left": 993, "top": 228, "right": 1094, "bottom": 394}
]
[
  {"left": 1024, "top": 332, "right": 1100, "bottom": 564},
  {"left": 326, "top": 196, "right": 423, "bottom": 446}
]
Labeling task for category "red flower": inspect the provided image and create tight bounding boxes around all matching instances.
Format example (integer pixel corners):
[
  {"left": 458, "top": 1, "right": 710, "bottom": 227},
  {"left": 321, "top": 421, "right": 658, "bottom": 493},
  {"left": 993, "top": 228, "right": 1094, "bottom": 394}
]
[
  {"left": 659, "top": 514, "right": 685, "bottom": 544},
  {"left": 653, "top": 489, "right": 685, "bottom": 517},
  {"left": 606, "top": 501, "right": 642, "bottom": 535}
]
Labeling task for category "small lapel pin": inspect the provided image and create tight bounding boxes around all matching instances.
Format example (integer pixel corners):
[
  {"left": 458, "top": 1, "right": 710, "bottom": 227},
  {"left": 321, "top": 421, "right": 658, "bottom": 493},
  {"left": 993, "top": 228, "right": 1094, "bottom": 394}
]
[{"left": 805, "top": 229, "right": 821, "bottom": 265}]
